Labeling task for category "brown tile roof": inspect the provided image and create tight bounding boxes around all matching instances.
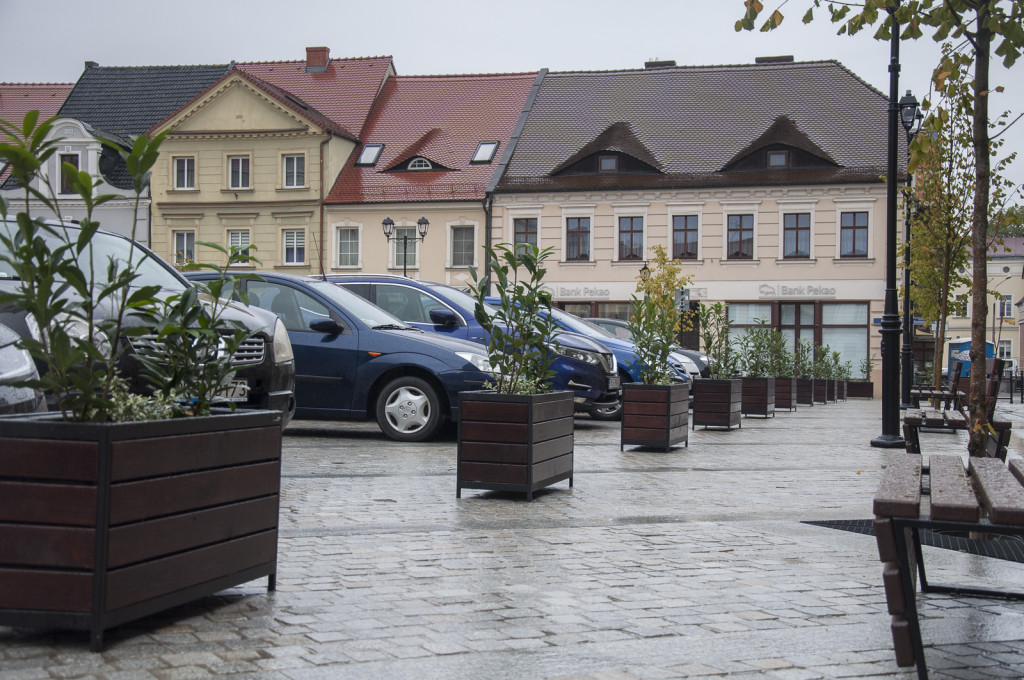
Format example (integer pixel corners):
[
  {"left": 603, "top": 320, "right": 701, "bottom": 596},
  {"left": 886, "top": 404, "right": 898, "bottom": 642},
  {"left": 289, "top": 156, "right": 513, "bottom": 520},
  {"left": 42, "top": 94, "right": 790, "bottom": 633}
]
[
  {"left": 326, "top": 72, "right": 538, "bottom": 205},
  {"left": 497, "top": 60, "right": 899, "bottom": 193},
  {"left": 236, "top": 55, "right": 393, "bottom": 138},
  {"left": 0, "top": 82, "right": 74, "bottom": 133}
]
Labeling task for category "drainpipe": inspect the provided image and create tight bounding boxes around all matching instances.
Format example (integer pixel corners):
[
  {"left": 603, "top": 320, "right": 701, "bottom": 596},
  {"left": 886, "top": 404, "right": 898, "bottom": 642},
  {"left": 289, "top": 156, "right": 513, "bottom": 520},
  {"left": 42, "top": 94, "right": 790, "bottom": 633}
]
[
  {"left": 319, "top": 131, "right": 333, "bottom": 277},
  {"left": 482, "top": 194, "right": 493, "bottom": 293}
]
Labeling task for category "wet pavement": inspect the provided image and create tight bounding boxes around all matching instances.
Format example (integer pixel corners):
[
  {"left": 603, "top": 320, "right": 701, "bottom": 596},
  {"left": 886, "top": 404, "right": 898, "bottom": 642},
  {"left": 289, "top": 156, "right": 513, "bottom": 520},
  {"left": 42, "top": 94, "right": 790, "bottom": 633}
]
[{"left": 3, "top": 396, "right": 1024, "bottom": 679}]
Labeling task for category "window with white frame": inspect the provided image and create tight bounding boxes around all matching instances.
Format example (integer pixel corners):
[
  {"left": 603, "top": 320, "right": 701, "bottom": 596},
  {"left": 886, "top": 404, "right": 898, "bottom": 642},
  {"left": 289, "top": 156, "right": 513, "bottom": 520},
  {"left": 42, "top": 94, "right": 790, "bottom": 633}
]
[
  {"left": 227, "top": 229, "right": 251, "bottom": 264},
  {"left": 998, "top": 339, "right": 1012, "bottom": 360},
  {"left": 394, "top": 227, "right": 418, "bottom": 269},
  {"left": 59, "top": 153, "right": 79, "bottom": 194},
  {"left": 450, "top": 226, "right": 474, "bottom": 267},
  {"left": 173, "top": 230, "right": 195, "bottom": 267},
  {"left": 783, "top": 213, "right": 811, "bottom": 258},
  {"left": 726, "top": 214, "right": 754, "bottom": 259},
  {"left": 1001, "top": 294, "right": 1014, "bottom": 318},
  {"left": 471, "top": 142, "right": 499, "bottom": 163},
  {"left": 566, "top": 217, "right": 590, "bottom": 261},
  {"left": 228, "top": 155, "right": 250, "bottom": 189},
  {"left": 283, "top": 229, "right": 305, "bottom": 265},
  {"left": 283, "top": 154, "right": 305, "bottom": 188},
  {"left": 672, "top": 215, "right": 698, "bottom": 260},
  {"left": 337, "top": 227, "right": 359, "bottom": 267},
  {"left": 173, "top": 156, "right": 195, "bottom": 190},
  {"left": 618, "top": 216, "right": 644, "bottom": 261}
]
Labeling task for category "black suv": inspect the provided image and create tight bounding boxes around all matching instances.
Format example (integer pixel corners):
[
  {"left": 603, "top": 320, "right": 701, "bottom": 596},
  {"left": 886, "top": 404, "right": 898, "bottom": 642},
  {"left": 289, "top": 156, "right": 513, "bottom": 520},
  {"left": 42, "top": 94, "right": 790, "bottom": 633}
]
[{"left": 0, "top": 221, "right": 297, "bottom": 425}]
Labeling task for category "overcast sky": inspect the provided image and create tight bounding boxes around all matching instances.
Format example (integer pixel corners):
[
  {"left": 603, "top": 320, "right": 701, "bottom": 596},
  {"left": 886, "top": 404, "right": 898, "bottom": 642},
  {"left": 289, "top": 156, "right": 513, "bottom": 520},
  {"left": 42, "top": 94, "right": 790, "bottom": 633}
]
[{"left": 1, "top": 0, "right": 1021, "bottom": 193}]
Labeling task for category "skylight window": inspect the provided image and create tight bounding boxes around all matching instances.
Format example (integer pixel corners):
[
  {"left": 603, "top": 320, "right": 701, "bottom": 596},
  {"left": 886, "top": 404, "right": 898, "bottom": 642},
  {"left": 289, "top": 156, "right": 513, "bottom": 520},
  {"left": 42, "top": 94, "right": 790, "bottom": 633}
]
[
  {"left": 356, "top": 144, "right": 384, "bottom": 166},
  {"left": 472, "top": 141, "right": 499, "bottom": 164},
  {"left": 407, "top": 157, "right": 432, "bottom": 171}
]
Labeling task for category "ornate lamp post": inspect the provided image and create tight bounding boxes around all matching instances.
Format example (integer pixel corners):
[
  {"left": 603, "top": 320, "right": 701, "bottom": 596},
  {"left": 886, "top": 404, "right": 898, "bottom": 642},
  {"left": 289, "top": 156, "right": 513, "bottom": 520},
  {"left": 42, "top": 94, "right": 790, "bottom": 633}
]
[
  {"left": 899, "top": 90, "right": 922, "bottom": 409},
  {"left": 872, "top": 7, "right": 906, "bottom": 448},
  {"left": 382, "top": 215, "right": 429, "bottom": 277}
]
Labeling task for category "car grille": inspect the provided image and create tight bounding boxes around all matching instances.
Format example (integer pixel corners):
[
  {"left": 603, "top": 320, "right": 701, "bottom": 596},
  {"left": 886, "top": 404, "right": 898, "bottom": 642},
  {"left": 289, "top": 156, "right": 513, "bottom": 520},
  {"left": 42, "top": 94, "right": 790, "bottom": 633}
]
[{"left": 130, "top": 334, "right": 266, "bottom": 366}]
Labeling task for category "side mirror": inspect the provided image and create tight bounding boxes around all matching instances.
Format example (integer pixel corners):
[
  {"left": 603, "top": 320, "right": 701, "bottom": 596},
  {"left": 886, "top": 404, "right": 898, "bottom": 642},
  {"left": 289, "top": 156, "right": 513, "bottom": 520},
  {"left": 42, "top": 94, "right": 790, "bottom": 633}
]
[
  {"left": 309, "top": 318, "right": 343, "bottom": 335},
  {"left": 429, "top": 308, "right": 459, "bottom": 328}
]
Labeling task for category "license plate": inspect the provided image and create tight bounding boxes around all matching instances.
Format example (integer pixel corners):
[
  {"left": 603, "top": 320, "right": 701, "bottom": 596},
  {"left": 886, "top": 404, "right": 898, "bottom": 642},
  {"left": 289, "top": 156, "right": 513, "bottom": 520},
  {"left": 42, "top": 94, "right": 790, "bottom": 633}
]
[
  {"left": 217, "top": 380, "right": 249, "bottom": 402},
  {"left": 608, "top": 375, "right": 621, "bottom": 390}
]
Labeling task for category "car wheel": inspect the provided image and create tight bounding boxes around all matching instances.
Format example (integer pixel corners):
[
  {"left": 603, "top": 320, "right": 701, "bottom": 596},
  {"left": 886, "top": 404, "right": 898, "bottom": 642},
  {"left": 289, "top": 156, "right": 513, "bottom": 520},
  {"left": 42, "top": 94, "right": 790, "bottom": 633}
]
[
  {"left": 589, "top": 400, "right": 622, "bottom": 421},
  {"left": 376, "top": 376, "right": 443, "bottom": 442}
]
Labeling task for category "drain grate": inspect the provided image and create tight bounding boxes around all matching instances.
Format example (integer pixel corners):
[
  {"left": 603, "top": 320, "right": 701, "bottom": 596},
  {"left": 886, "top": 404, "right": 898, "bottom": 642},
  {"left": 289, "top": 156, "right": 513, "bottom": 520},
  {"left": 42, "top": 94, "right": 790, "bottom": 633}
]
[{"left": 803, "top": 519, "right": 1024, "bottom": 563}]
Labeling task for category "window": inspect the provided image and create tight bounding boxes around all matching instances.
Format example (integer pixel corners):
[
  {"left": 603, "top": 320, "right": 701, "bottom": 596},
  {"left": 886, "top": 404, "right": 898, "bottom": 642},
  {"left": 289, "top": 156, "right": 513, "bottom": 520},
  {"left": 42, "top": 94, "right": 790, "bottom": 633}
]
[
  {"left": 59, "top": 153, "right": 79, "bottom": 194},
  {"left": 783, "top": 213, "right": 810, "bottom": 258},
  {"left": 283, "top": 229, "right": 305, "bottom": 265},
  {"left": 227, "top": 229, "right": 251, "bottom": 264},
  {"left": 767, "top": 150, "right": 788, "bottom": 168},
  {"left": 952, "top": 293, "right": 968, "bottom": 317},
  {"left": 780, "top": 303, "right": 817, "bottom": 356},
  {"left": 672, "top": 215, "right": 698, "bottom": 260},
  {"left": 337, "top": 227, "right": 359, "bottom": 267},
  {"left": 599, "top": 155, "right": 618, "bottom": 173},
  {"left": 566, "top": 217, "right": 590, "bottom": 261},
  {"left": 820, "top": 302, "right": 870, "bottom": 377},
  {"left": 394, "top": 227, "right": 418, "bottom": 269},
  {"left": 472, "top": 141, "right": 499, "bottom": 163},
  {"left": 228, "top": 156, "right": 250, "bottom": 189},
  {"left": 514, "top": 218, "right": 538, "bottom": 250},
  {"left": 1001, "top": 294, "right": 1014, "bottom": 318},
  {"left": 618, "top": 216, "right": 643, "bottom": 260},
  {"left": 173, "top": 156, "right": 195, "bottom": 190},
  {"left": 728, "top": 303, "right": 773, "bottom": 352},
  {"left": 356, "top": 144, "right": 383, "bottom": 166},
  {"left": 727, "top": 214, "right": 754, "bottom": 259},
  {"left": 173, "top": 231, "right": 195, "bottom": 267},
  {"left": 451, "top": 226, "right": 474, "bottom": 267},
  {"left": 248, "top": 282, "right": 330, "bottom": 333},
  {"left": 407, "top": 157, "right": 432, "bottom": 171},
  {"left": 283, "top": 154, "right": 305, "bottom": 188},
  {"left": 840, "top": 211, "right": 869, "bottom": 257},
  {"left": 375, "top": 284, "right": 450, "bottom": 324},
  {"left": 998, "top": 339, "right": 1012, "bottom": 360}
]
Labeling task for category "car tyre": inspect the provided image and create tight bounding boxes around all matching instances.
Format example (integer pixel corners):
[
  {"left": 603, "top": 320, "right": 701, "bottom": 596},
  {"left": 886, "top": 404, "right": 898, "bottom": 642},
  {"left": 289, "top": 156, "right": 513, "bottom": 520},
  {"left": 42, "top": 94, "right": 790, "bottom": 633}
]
[
  {"left": 588, "top": 401, "right": 622, "bottom": 421},
  {"left": 376, "top": 376, "right": 443, "bottom": 442}
]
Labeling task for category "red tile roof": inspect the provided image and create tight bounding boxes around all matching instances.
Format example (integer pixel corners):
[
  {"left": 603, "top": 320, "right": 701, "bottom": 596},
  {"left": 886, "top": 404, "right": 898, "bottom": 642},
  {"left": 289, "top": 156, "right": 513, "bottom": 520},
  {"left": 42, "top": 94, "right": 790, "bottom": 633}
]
[
  {"left": 0, "top": 82, "right": 74, "bottom": 133},
  {"left": 326, "top": 72, "right": 537, "bottom": 204},
  {"left": 236, "top": 55, "right": 393, "bottom": 138}
]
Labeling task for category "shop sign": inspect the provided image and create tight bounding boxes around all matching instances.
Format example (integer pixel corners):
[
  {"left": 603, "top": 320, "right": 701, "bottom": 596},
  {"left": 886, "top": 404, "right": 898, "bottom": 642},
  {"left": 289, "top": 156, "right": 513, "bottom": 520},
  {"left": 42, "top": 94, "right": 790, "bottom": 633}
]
[{"left": 758, "top": 283, "right": 837, "bottom": 299}]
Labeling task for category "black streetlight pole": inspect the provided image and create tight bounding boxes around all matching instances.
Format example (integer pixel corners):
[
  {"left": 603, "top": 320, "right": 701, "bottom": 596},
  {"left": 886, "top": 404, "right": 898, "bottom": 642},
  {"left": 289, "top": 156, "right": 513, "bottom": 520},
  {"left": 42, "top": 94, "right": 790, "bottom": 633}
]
[
  {"left": 872, "top": 7, "right": 906, "bottom": 448},
  {"left": 899, "top": 91, "right": 922, "bottom": 410},
  {"left": 382, "top": 215, "right": 429, "bottom": 277}
]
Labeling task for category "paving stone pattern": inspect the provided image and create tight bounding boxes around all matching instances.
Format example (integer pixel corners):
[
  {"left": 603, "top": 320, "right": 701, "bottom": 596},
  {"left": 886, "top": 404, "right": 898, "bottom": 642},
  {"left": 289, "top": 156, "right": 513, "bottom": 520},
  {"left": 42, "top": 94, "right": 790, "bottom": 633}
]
[{"left": 4, "top": 399, "right": 1024, "bottom": 678}]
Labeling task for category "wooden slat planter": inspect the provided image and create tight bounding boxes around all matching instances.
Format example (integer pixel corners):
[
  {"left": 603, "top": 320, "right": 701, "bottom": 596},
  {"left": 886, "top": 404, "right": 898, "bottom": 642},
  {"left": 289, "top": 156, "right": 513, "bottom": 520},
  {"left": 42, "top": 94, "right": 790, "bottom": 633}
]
[
  {"left": 0, "top": 410, "right": 283, "bottom": 651},
  {"left": 826, "top": 379, "right": 837, "bottom": 403},
  {"left": 741, "top": 376, "right": 775, "bottom": 418},
  {"left": 691, "top": 378, "right": 741, "bottom": 430},
  {"left": 774, "top": 376, "right": 797, "bottom": 411},
  {"left": 813, "top": 379, "right": 828, "bottom": 404},
  {"left": 836, "top": 380, "right": 847, "bottom": 402},
  {"left": 847, "top": 381, "right": 874, "bottom": 398},
  {"left": 796, "top": 378, "right": 815, "bottom": 406},
  {"left": 457, "top": 391, "right": 574, "bottom": 501},
  {"left": 620, "top": 382, "right": 689, "bottom": 451}
]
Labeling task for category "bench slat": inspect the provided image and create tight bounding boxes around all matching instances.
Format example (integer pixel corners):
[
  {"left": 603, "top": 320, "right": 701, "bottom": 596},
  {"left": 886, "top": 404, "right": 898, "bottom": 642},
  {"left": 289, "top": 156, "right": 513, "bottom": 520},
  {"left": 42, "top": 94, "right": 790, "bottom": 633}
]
[
  {"left": 945, "top": 411, "right": 966, "bottom": 428},
  {"left": 970, "top": 458, "right": 1024, "bottom": 526},
  {"left": 1010, "top": 459, "right": 1024, "bottom": 487},
  {"left": 922, "top": 409, "right": 946, "bottom": 427},
  {"left": 929, "top": 455, "right": 979, "bottom": 522},
  {"left": 873, "top": 454, "right": 922, "bottom": 518}
]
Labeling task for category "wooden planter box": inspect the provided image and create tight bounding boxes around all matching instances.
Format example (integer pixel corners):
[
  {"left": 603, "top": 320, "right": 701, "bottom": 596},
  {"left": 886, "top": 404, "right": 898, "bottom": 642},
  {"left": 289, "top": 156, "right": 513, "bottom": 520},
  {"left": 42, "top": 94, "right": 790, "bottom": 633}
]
[
  {"left": 741, "top": 376, "right": 775, "bottom": 418},
  {"left": 826, "top": 379, "right": 837, "bottom": 402},
  {"left": 836, "top": 380, "right": 847, "bottom": 401},
  {"left": 0, "top": 410, "right": 283, "bottom": 651},
  {"left": 457, "top": 391, "right": 574, "bottom": 501},
  {"left": 847, "top": 380, "right": 874, "bottom": 398},
  {"left": 774, "top": 376, "right": 797, "bottom": 411},
  {"left": 796, "top": 378, "right": 815, "bottom": 406},
  {"left": 813, "top": 379, "right": 828, "bottom": 404},
  {"left": 691, "top": 378, "right": 742, "bottom": 430},
  {"left": 620, "top": 382, "right": 689, "bottom": 451}
]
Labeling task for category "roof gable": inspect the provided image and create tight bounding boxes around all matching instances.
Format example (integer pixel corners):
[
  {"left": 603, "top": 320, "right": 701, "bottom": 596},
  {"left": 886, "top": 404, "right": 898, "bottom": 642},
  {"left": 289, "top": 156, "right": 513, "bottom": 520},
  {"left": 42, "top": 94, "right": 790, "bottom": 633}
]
[
  {"left": 382, "top": 128, "right": 458, "bottom": 172},
  {"left": 722, "top": 115, "right": 837, "bottom": 170},
  {"left": 549, "top": 122, "right": 663, "bottom": 175}
]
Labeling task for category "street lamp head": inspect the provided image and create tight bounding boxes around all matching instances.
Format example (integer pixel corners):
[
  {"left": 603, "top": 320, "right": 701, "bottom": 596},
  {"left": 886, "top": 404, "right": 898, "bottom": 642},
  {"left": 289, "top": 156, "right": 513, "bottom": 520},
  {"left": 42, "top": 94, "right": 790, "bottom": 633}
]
[
  {"left": 381, "top": 216, "right": 395, "bottom": 238},
  {"left": 417, "top": 216, "right": 430, "bottom": 239},
  {"left": 639, "top": 261, "right": 650, "bottom": 282},
  {"left": 899, "top": 90, "right": 921, "bottom": 136}
]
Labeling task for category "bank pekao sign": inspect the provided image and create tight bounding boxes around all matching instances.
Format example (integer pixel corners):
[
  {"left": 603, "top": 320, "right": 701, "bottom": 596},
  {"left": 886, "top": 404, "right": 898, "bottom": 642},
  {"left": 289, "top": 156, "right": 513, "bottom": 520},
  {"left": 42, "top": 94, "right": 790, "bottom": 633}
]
[
  {"left": 557, "top": 285, "right": 611, "bottom": 299},
  {"left": 758, "top": 283, "right": 837, "bottom": 299}
]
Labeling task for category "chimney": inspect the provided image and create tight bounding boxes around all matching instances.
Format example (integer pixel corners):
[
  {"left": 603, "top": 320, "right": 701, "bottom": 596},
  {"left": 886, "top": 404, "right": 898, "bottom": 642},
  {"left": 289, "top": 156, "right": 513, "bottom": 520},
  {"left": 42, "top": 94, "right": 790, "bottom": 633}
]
[
  {"left": 85, "top": 61, "right": 99, "bottom": 69},
  {"left": 755, "top": 55, "right": 794, "bottom": 64},
  {"left": 644, "top": 59, "right": 677, "bottom": 70},
  {"left": 305, "top": 46, "right": 330, "bottom": 73}
]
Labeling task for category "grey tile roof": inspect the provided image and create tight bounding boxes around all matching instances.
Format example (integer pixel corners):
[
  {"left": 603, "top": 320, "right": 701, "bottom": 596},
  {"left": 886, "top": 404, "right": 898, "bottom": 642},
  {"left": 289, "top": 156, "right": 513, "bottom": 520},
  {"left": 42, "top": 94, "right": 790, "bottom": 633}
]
[
  {"left": 58, "top": 63, "right": 232, "bottom": 139},
  {"left": 497, "top": 60, "right": 899, "bottom": 192}
]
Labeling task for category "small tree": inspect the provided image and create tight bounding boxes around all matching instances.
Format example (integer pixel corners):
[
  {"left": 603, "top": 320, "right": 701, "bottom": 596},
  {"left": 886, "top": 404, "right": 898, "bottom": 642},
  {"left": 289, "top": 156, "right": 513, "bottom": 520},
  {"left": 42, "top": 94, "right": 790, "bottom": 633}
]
[
  {"left": 697, "top": 301, "right": 737, "bottom": 379},
  {"left": 627, "top": 244, "right": 693, "bottom": 384},
  {"left": 795, "top": 338, "right": 816, "bottom": 379},
  {"left": 736, "top": 317, "right": 780, "bottom": 377}
]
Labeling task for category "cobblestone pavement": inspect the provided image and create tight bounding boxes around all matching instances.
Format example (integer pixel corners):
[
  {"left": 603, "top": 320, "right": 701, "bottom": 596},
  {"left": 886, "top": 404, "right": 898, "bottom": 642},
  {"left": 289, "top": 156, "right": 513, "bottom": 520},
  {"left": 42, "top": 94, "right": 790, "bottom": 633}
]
[{"left": 4, "top": 397, "right": 1024, "bottom": 679}]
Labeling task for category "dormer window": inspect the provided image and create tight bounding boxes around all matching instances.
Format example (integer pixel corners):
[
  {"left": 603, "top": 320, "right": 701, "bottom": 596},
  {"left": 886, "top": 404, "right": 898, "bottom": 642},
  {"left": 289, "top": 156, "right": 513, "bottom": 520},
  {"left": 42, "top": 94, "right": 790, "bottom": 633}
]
[
  {"left": 767, "top": 150, "right": 789, "bottom": 168},
  {"left": 598, "top": 155, "right": 618, "bottom": 173},
  {"left": 407, "top": 157, "right": 433, "bottom": 171},
  {"left": 356, "top": 144, "right": 384, "bottom": 166},
  {"left": 472, "top": 141, "right": 499, "bottom": 163}
]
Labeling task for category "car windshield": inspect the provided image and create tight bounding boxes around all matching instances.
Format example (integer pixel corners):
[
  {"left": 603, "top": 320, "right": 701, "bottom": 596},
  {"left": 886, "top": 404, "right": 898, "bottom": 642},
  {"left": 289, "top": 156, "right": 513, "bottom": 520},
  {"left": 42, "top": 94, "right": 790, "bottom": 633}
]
[
  {"left": 0, "top": 221, "right": 184, "bottom": 292},
  {"left": 550, "top": 307, "right": 616, "bottom": 338},
  {"left": 314, "top": 280, "right": 410, "bottom": 328}
]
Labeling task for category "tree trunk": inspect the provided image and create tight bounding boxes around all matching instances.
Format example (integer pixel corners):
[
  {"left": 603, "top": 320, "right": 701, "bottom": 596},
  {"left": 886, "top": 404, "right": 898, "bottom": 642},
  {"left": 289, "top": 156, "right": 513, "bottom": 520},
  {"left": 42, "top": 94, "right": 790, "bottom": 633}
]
[{"left": 968, "top": 8, "right": 993, "bottom": 457}]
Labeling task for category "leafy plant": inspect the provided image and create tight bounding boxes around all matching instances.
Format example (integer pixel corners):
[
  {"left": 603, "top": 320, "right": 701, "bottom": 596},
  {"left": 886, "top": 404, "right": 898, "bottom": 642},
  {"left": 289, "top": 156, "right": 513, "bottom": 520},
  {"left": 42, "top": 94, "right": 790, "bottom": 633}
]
[
  {"left": 795, "top": 338, "right": 816, "bottom": 379},
  {"left": 735, "top": 317, "right": 790, "bottom": 378},
  {"left": 468, "top": 242, "right": 560, "bottom": 395},
  {"left": 859, "top": 353, "right": 876, "bottom": 381},
  {"left": 697, "top": 301, "right": 737, "bottom": 380},
  {"left": 627, "top": 245, "right": 693, "bottom": 384}
]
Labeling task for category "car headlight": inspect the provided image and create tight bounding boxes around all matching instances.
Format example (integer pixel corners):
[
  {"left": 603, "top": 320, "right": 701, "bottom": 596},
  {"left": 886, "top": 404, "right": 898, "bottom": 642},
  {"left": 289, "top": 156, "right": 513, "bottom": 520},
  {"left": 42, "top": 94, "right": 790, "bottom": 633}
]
[
  {"left": 0, "top": 343, "right": 34, "bottom": 382},
  {"left": 59, "top": 313, "right": 111, "bottom": 358},
  {"left": 272, "top": 317, "right": 294, "bottom": 363},
  {"left": 456, "top": 352, "right": 492, "bottom": 374},
  {"left": 555, "top": 346, "right": 599, "bottom": 365}
]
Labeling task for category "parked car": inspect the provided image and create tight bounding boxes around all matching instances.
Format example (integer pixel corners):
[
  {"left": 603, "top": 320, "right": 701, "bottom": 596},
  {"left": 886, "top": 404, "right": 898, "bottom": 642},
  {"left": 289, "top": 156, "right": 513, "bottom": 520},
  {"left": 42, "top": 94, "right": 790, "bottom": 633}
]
[
  {"left": 0, "top": 220, "right": 297, "bottom": 424},
  {"left": 330, "top": 274, "right": 621, "bottom": 416},
  {"left": 0, "top": 319, "right": 45, "bottom": 414},
  {"left": 589, "top": 316, "right": 711, "bottom": 378},
  {"left": 187, "top": 272, "right": 497, "bottom": 441}
]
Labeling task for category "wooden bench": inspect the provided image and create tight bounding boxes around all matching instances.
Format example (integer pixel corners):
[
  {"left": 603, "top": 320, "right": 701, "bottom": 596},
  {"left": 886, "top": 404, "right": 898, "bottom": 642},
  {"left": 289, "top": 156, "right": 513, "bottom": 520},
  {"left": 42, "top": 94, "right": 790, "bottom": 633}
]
[
  {"left": 902, "top": 408, "right": 967, "bottom": 454},
  {"left": 873, "top": 453, "right": 1024, "bottom": 679}
]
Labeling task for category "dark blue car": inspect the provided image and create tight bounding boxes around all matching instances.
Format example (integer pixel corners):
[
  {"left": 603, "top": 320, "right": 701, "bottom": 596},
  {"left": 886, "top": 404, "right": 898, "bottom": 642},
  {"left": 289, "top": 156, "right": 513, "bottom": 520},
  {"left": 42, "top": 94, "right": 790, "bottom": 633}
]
[
  {"left": 187, "top": 272, "right": 492, "bottom": 442},
  {"left": 331, "top": 274, "right": 621, "bottom": 415}
]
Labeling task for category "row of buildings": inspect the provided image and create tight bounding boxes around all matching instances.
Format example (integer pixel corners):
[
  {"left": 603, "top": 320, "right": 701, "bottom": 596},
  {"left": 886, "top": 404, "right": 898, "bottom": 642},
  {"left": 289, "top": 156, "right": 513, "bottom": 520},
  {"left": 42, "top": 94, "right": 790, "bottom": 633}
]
[{"left": 3, "top": 47, "right": 1021, "bottom": 391}]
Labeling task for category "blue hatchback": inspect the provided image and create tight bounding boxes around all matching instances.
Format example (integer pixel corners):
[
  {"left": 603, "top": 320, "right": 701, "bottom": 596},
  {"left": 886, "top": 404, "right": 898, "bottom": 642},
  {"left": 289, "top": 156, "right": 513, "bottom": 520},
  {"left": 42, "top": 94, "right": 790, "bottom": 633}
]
[
  {"left": 331, "top": 274, "right": 621, "bottom": 415},
  {"left": 187, "top": 272, "right": 492, "bottom": 442}
]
